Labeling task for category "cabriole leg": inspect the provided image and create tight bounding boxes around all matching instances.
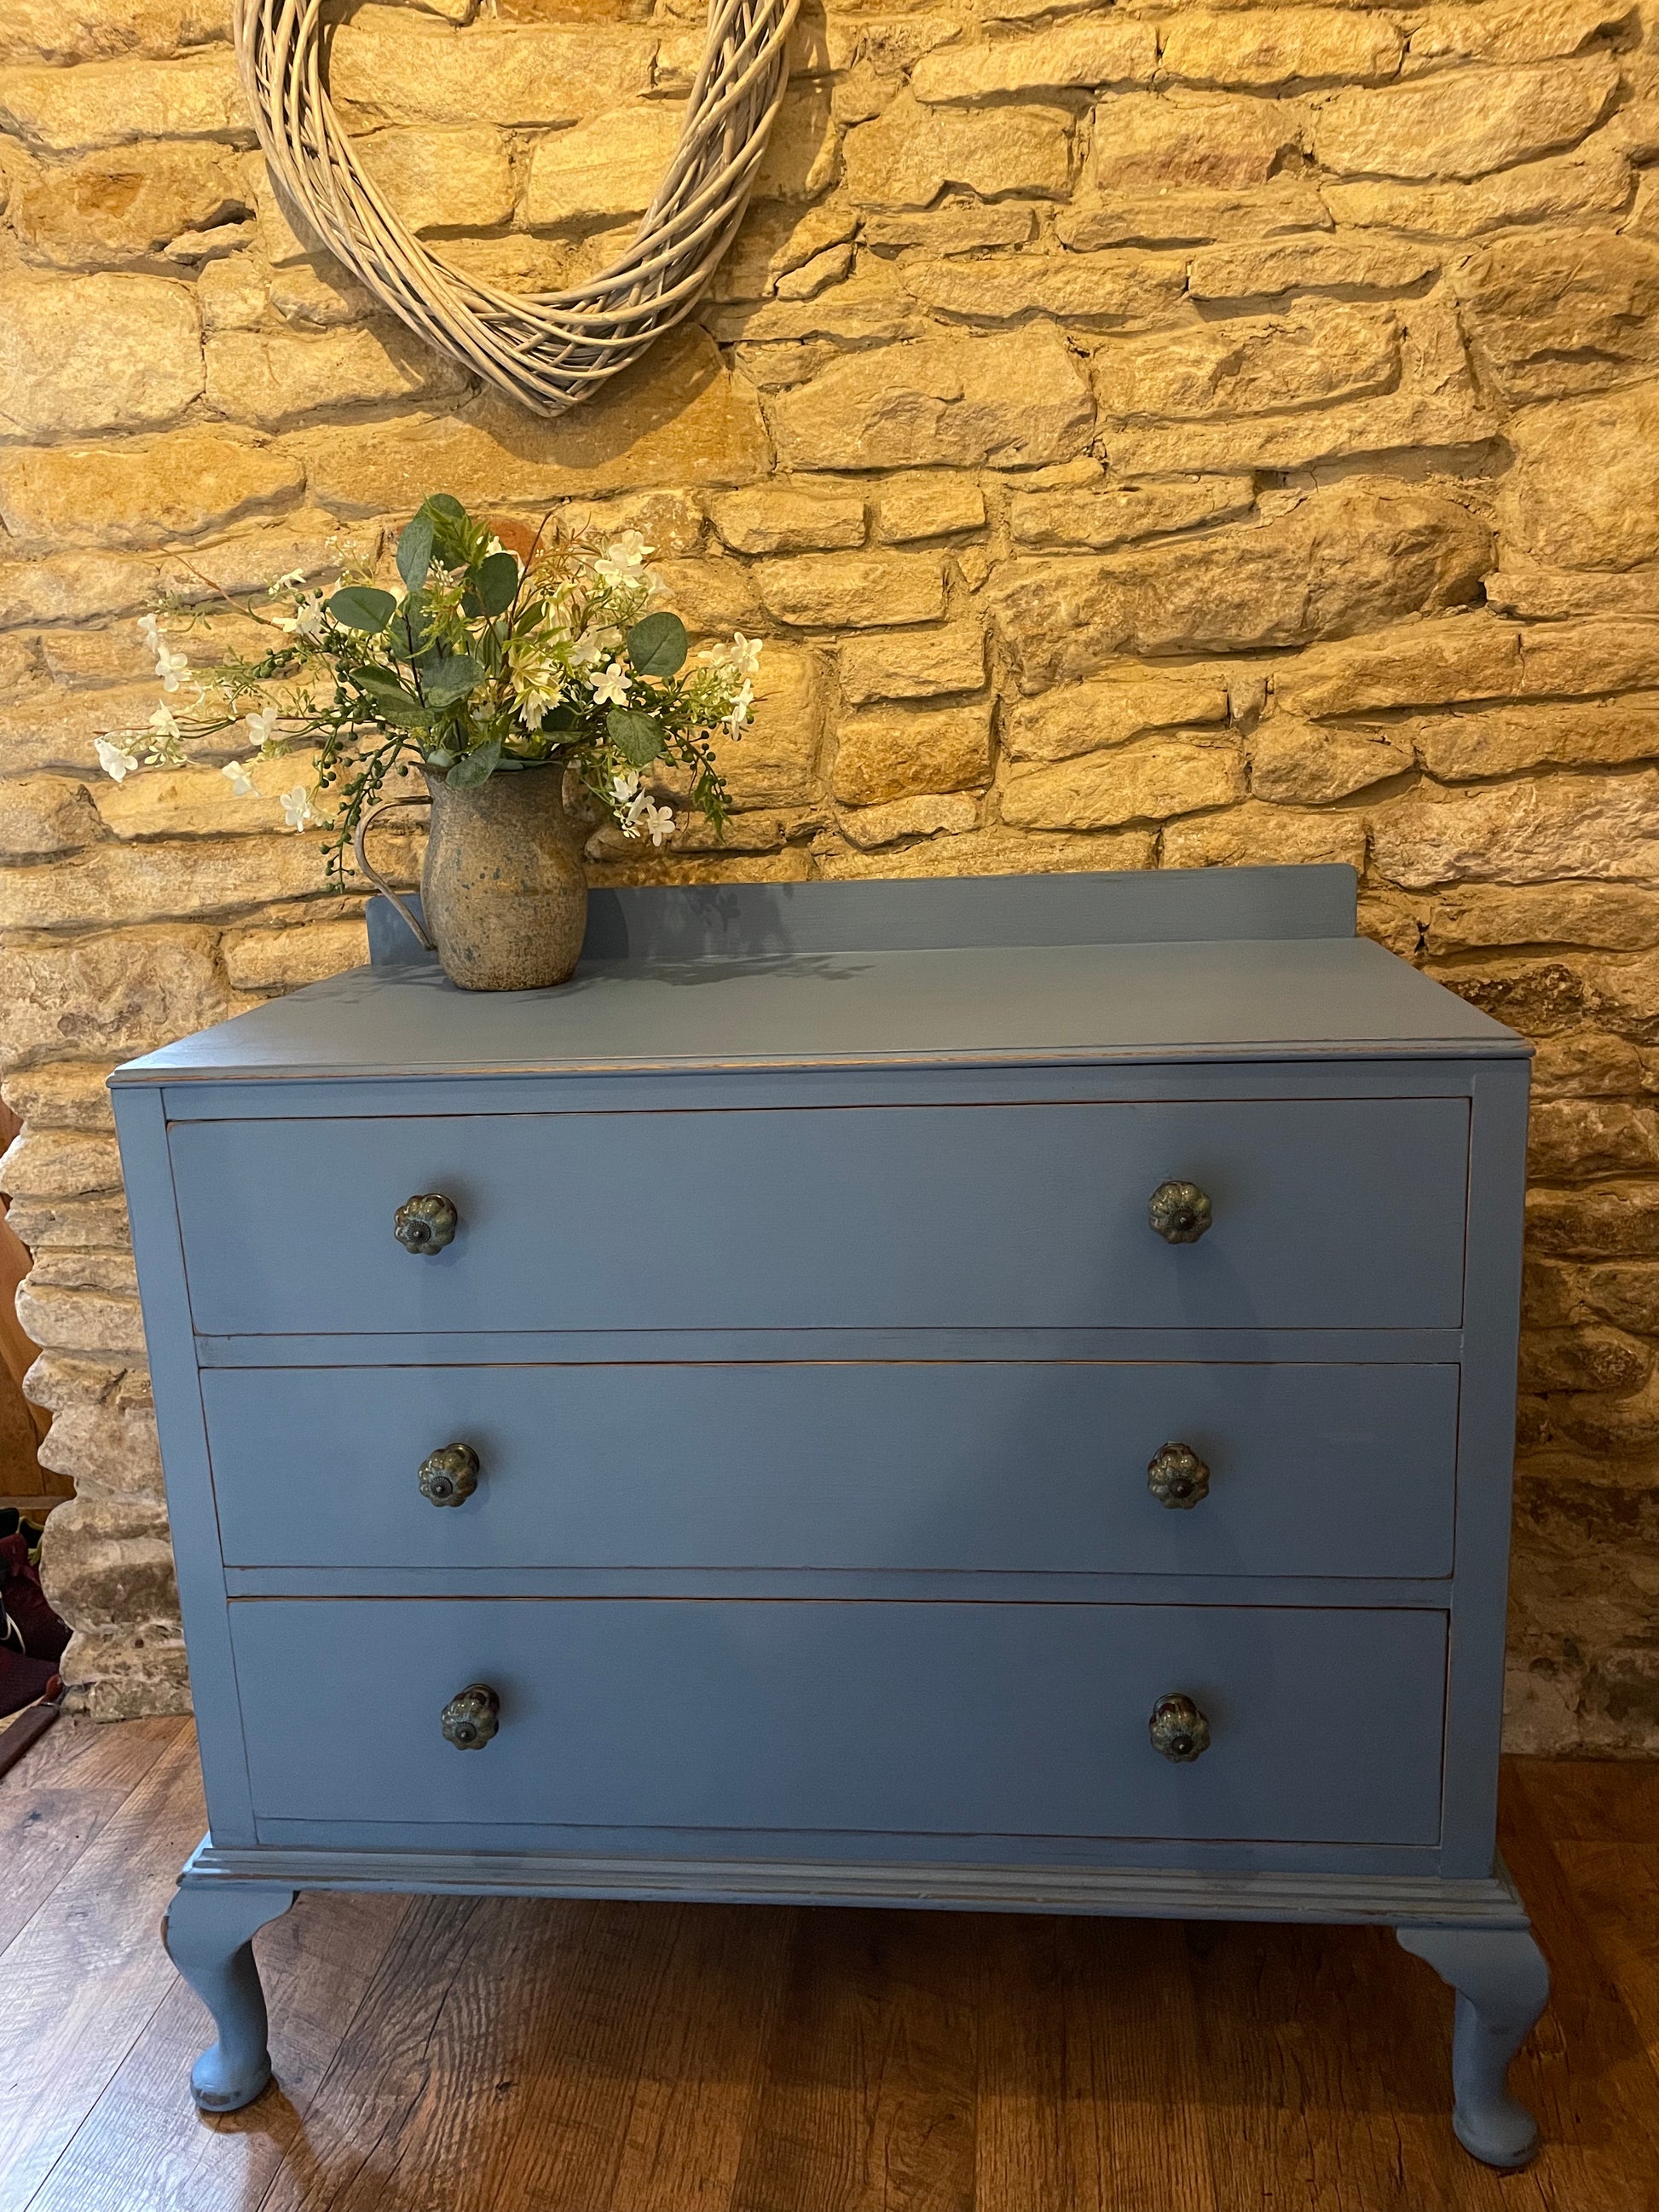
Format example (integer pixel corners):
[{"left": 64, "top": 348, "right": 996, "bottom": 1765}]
[
  {"left": 163, "top": 1881, "right": 298, "bottom": 2112},
  {"left": 1396, "top": 1924, "right": 1550, "bottom": 2169}
]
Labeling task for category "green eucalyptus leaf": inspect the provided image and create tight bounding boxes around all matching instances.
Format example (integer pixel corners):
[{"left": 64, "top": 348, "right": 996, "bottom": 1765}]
[
  {"left": 421, "top": 493, "right": 466, "bottom": 523},
  {"left": 396, "top": 514, "right": 435, "bottom": 592},
  {"left": 354, "top": 668, "right": 433, "bottom": 724},
  {"left": 328, "top": 585, "right": 396, "bottom": 633},
  {"left": 354, "top": 666, "right": 410, "bottom": 697},
  {"left": 473, "top": 550, "right": 519, "bottom": 617},
  {"left": 420, "top": 653, "right": 485, "bottom": 707},
  {"left": 447, "top": 736, "right": 503, "bottom": 788},
  {"left": 625, "top": 610, "right": 688, "bottom": 679},
  {"left": 607, "top": 706, "right": 664, "bottom": 765}
]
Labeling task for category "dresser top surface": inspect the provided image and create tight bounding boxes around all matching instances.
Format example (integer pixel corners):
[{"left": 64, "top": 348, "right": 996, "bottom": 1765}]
[{"left": 115, "top": 867, "right": 1523, "bottom": 1085}]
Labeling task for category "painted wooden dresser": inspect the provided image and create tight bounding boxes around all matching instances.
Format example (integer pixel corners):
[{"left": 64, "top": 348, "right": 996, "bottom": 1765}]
[{"left": 112, "top": 863, "right": 1549, "bottom": 2167}]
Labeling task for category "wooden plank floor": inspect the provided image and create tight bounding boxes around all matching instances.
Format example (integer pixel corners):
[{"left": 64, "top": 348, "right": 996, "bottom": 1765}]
[{"left": 2, "top": 1724, "right": 1656, "bottom": 2212}]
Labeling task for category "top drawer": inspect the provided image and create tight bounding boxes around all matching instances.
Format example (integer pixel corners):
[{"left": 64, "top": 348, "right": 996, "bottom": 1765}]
[{"left": 168, "top": 1097, "right": 1469, "bottom": 1337}]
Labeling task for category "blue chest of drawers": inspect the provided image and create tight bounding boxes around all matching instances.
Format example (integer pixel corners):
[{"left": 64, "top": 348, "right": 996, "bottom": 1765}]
[{"left": 112, "top": 863, "right": 1548, "bottom": 2168}]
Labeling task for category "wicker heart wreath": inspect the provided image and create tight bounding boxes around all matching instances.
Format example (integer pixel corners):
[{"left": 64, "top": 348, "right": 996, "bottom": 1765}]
[{"left": 234, "top": 0, "right": 798, "bottom": 416}]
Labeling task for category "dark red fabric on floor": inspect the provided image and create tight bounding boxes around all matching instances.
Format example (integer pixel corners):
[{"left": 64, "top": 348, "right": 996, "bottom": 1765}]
[
  {"left": 1, "top": 1529, "right": 70, "bottom": 1666},
  {"left": 0, "top": 1647, "right": 59, "bottom": 1718}
]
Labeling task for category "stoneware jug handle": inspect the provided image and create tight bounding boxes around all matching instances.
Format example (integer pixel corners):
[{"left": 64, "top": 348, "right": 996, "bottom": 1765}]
[{"left": 352, "top": 793, "right": 434, "bottom": 953}]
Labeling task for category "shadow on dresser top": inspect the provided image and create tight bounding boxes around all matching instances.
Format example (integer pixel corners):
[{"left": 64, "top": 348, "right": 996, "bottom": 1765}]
[{"left": 110, "top": 864, "right": 1529, "bottom": 1085}]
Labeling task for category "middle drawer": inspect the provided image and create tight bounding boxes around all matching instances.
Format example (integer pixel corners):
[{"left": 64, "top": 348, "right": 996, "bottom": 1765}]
[{"left": 204, "top": 1361, "right": 1458, "bottom": 1578}]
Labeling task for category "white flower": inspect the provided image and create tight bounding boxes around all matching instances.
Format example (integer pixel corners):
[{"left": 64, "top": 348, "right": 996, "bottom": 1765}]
[
  {"left": 697, "top": 631, "right": 763, "bottom": 677},
  {"left": 137, "top": 608, "right": 188, "bottom": 685},
  {"left": 590, "top": 660, "right": 631, "bottom": 707},
  {"left": 592, "top": 530, "right": 652, "bottom": 585},
  {"left": 221, "top": 759, "right": 257, "bottom": 797},
  {"left": 148, "top": 701, "right": 182, "bottom": 742},
  {"left": 610, "top": 769, "right": 653, "bottom": 838},
  {"left": 95, "top": 736, "right": 140, "bottom": 783},
  {"left": 571, "top": 625, "right": 621, "bottom": 670},
  {"left": 725, "top": 677, "right": 754, "bottom": 731},
  {"left": 277, "top": 593, "right": 327, "bottom": 643},
  {"left": 608, "top": 768, "right": 672, "bottom": 846},
  {"left": 245, "top": 703, "right": 281, "bottom": 748},
  {"left": 279, "top": 783, "right": 320, "bottom": 830}
]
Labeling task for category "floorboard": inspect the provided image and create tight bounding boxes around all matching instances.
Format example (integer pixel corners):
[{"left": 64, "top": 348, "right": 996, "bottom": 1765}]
[
  {"left": 0, "top": 1720, "right": 188, "bottom": 1961},
  {"left": 488, "top": 1899, "right": 737, "bottom": 2212},
  {"left": 1553, "top": 1840, "right": 1659, "bottom": 2078},
  {"left": 731, "top": 1906, "right": 978, "bottom": 2212},
  {"left": 1061, "top": 1916, "right": 1218, "bottom": 2212},
  {"left": 23, "top": 1890, "right": 413, "bottom": 2212},
  {"left": 0, "top": 1727, "right": 205, "bottom": 2212},
  {"left": 252, "top": 1892, "right": 497, "bottom": 2212},
  {"left": 606, "top": 1903, "right": 790, "bottom": 2212},
  {"left": 1498, "top": 1767, "right": 1659, "bottom": 2212},
  {"left": 2, "top": 1736, "right": 1656, "bottom": 2212}
]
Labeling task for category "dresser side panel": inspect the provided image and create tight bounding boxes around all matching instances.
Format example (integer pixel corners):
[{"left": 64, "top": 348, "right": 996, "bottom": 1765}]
[
  {"left": 1440, "top": 1055, "right": 1532, "bottom": 1877},
  {"left": 109, "top": 1083, "right": 256, "bottom": 1844}
]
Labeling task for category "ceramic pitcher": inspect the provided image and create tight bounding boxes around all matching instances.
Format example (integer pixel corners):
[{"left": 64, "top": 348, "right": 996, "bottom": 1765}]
[{"left": 356, "top": 760, "right": 587, "bottom": 991}]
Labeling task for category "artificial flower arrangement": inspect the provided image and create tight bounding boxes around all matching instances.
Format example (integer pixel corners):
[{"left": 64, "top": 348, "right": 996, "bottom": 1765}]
[{"left": 95, "top": 494, "right": 761, "bottom": 880}]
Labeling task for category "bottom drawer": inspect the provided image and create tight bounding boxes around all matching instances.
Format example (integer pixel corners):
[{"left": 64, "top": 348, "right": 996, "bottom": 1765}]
[{"left": 229, "top": 1599, "right": 1448, "bottom": 1846}]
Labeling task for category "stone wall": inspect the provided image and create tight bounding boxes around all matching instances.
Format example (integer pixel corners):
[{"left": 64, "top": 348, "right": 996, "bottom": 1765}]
[{"left": 1, "top": 0, "right": 1656, "bottom": 1744}]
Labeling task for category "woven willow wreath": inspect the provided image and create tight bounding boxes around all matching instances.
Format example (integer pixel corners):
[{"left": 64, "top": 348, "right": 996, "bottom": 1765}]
[{"left": 234, "top": 0, "right": 798, "bottom": 416}]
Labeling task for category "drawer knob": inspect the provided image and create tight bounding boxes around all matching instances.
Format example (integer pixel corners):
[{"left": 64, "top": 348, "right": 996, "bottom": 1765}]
[
  {"left": 1148, "top": 1181, "right": 1212, "bottom": 1245},
  {"left": 395, "top": 1193, "right": 458, "bottom": 1254},
  {"left": 441, "top": 1682, "right": 500, "bottom": 1749},
  {"left": 419, "top": 1442, "right": 480, "bottom": 1508},
  {"left": 1149, "top": 1693, "right": 1211, "bottom": 1763},
  {"left": 1147, "top": 1442, "right": 1210, "bottom": 1509}
]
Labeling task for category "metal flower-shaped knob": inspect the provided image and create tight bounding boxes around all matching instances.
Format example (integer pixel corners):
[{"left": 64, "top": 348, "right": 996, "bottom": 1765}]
[
  {"left": 441, "top": 1682, "right": 500, "bottom": 1749},
  {"left": 1148, "top": 1181, "right": 1212, "bottom": 1245},
  {"left": 1149, "top": 1693, "right": 1211, "bottom": 1763},
  {"left": 419, "top": 1442, "right": 480, "bottom": 1508},
  {"left": 1147, "top": 1442, "right": 1210, "bottom": 1510},
  {"left": 395, "top": 1192, "right": 458, "bottom": 1254}
]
